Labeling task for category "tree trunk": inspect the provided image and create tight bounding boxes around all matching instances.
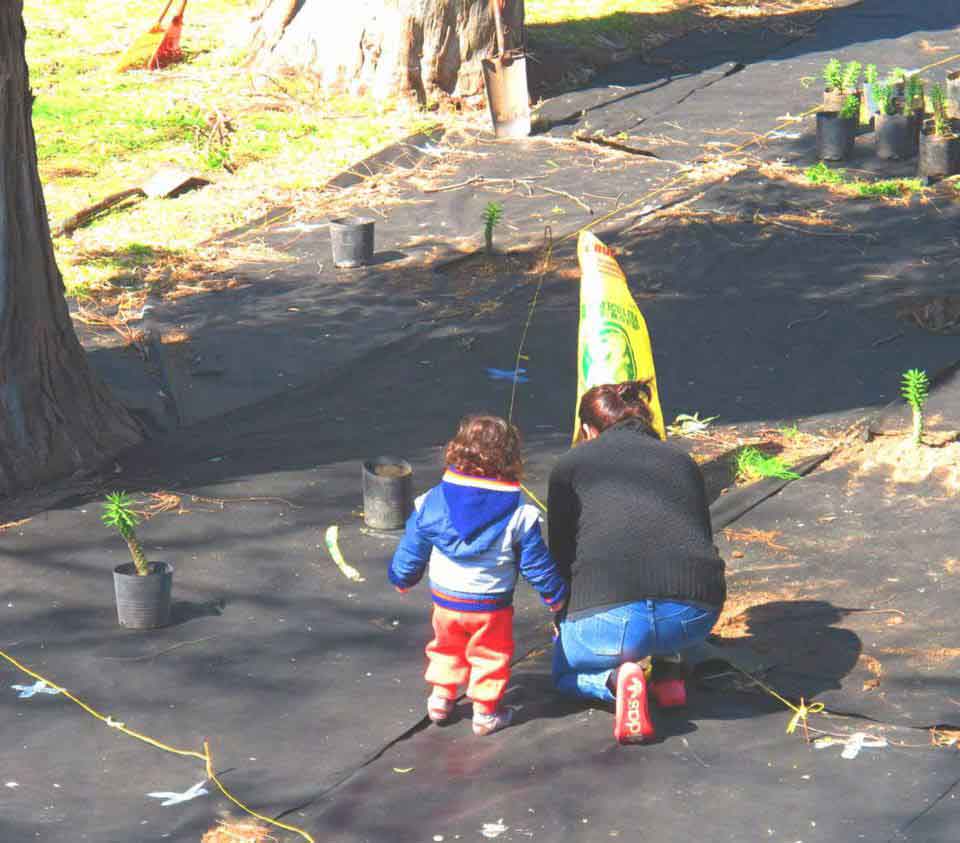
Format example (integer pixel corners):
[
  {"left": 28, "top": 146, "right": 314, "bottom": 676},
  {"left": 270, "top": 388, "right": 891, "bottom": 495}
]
[
  {"left": 245, "top": 0, "right": 525, "bottom": 102},
  {"left": 0, "top": 2, "right": 142, "bottom": 499}
]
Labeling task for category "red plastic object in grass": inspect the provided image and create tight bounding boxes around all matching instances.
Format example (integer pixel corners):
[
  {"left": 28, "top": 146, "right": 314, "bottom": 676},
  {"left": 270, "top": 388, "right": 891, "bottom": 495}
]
[{"left": 117, "top": 0, "right": 188, "bottom": 72}]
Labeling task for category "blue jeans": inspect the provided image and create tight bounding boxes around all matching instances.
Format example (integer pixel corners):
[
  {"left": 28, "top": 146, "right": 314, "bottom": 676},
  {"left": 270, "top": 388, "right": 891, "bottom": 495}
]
[{"left": 552, "top": 600, "right": 720, "bottom": 703}]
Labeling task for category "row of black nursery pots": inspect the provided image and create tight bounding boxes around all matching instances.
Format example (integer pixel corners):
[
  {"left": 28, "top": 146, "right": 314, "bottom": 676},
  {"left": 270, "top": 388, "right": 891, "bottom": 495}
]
[{"left": 817, "top": 107, "right": 960, "bottom": 178}]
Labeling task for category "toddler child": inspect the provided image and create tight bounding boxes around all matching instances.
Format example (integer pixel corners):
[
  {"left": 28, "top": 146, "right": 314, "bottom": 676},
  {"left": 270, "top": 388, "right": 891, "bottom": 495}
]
[{"left": 389, "top": 415, "right": 568, "bottom": 735}]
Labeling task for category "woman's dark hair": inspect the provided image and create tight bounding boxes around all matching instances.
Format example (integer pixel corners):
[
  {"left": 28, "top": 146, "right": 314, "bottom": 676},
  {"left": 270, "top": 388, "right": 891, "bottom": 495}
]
[
  {"left": 578, "top": 380, "right": 656, "bottom": 436},
  {"left": 444, "top": 415, "right": 523, "bottom": 481}
]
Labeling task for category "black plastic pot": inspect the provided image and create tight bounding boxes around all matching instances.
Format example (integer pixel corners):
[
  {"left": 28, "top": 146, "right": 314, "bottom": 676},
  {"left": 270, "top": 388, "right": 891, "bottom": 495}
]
[
  {"left": 362, "top": 457, "right": 413, "bottom": 530},
  {"left": 113, "top": 562, "right": 173, "bottom": 629},
  {"left": 329, "top": 217, "right": 375, "bottom": 268},
  {"left": 875, "top": 112, "right": 919, "bottom": 159},
  {"left": 947, "top": 71, "right": 960, "bottom": 120},
  {"left": 918, "top": 131, "right": 960, "bottom": 179},
  {"left": 816, "top": 111, "right": 856, "bottom": 161}
]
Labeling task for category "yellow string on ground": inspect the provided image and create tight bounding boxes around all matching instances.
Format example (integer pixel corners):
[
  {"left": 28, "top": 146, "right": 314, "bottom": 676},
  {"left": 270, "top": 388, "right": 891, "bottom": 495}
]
[
  {"left": 0, "top": 649, "right": 315, "bottom": 843},
  {"left": 203, "top": 741, "right": 315, "bottom": 843},
  {"left": 508, "top": 227, "right": 554, "bottom": 424}
]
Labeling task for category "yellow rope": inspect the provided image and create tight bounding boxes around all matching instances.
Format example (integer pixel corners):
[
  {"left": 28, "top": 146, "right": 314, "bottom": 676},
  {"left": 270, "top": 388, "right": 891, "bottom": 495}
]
[
  {"left": 520, "top": 482, "right": 547, "bottom": 512},
  {"left": 203, "top": 741, "right": 315, "bottom": 843},
  {"left": 508, "top": 227, "right": 553, "bottom": 424},
  {"left": 0, "top": 649, "right": 315, "bottom": 843}
]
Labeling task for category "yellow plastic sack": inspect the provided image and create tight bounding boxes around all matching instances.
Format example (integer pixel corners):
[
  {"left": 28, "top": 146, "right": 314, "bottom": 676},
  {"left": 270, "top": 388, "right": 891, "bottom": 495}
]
[{"left": 573, "top": 230, "right": 665, "bottom": 442}]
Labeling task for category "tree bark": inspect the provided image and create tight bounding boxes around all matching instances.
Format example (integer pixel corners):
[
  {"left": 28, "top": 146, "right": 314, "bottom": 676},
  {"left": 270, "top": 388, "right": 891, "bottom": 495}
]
[
  {"left": 0, "top": 2, "right": 142, "bottom": 499},
  {"left": 246, "top": 0, "right": 525, "bottom": 102}
]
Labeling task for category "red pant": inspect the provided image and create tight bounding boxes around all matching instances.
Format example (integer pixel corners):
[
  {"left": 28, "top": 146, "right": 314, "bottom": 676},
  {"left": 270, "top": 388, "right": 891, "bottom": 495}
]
[{"left": 425, "top": 605, "right": 514, "bottom": 714}]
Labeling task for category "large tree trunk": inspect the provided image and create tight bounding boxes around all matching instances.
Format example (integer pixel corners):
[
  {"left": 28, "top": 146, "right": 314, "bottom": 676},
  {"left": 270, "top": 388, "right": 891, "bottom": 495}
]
[
  {"left": 0, "top": 3, "right": 142, "bottom": 499},
  {"left": 245, "top": 0, "right": 525, "bottom": 102}
]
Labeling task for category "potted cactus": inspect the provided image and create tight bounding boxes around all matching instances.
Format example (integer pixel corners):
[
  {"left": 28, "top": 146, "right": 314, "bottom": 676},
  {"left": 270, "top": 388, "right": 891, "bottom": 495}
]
[
  {"left": 874, "top": 78, "right": 920, "bottom": 160},
  {"left": 823, "top": 59, "right": 861, "bottom": 111},
  {"left": 103, "top": 492, "right": 174, "bottom": 629},
  {"left": 817, "top": 94, "right": 859, "bottom": 161},
  {"left": 947, "top": 70, "right": 960, "bottom": 119},
  {"left": 918, "top": 84, "right": 960, "bottom": 179}
]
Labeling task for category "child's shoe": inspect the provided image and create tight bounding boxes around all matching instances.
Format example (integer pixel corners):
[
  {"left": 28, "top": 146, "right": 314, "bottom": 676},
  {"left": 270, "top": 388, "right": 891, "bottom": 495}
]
[
  {"left": 614, "top": 662, "right": 655, "bottom": 744},
  {"left": 472, "top": 706, "right": 513, "bottom": 736},
  {"left": 427, "top": 692, "right": 456, "bottom": 723}
]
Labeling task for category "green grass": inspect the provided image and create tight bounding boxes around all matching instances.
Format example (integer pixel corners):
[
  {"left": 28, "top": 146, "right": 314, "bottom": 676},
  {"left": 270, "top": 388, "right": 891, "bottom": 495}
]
[
  {"left": 23, "top": 0, "right": 428, "bottom": 298},
  {"left": 805, "top": 162, "right": 846, "bottom": 185},
  {"left": 526, "top": 0, "right": 700, "bottom": 50},
  {"left": 855, "top": 178, "right": 924, "bottom": 198},
  {"left": 805, "top": 163, "right": 924, "bottom": 198},
  {"left": 734, "top": 446, "right": 801, "bottom": 482},
  {"left": 779, "top": 422, "right": 800, "bottom": 439}
]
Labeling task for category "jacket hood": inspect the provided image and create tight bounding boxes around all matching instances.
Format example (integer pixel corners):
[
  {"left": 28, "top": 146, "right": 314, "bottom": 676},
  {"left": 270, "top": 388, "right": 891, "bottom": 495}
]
[{"left": 417, "top": 470, "right": 521, "bottom": 555}]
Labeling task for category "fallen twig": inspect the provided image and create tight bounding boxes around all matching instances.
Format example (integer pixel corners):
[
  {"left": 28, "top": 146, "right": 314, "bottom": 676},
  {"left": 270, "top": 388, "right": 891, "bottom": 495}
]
[{"left": 787, "top": 310, "right": 828, "bottom": 329}]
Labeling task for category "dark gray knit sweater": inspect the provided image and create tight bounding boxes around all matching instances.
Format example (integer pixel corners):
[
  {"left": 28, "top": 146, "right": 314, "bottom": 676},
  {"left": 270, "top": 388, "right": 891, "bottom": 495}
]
[{"left": 547, "top": 419, "right": 726, "bottom": 618}]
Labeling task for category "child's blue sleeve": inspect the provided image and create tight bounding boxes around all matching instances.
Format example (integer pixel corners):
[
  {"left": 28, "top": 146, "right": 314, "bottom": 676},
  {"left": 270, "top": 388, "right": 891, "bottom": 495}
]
[
  {"left": 388, "top": 507, "right": 431, "bottom": 590},
  {"left": 515, "top": 507, "right": 568, "bottom": 609}
]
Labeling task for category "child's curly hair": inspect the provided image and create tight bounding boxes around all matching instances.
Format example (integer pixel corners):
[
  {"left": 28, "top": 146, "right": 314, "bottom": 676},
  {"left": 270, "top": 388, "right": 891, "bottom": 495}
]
[{"left": 444, "top": 415, "right": 523, "bottom": 481}]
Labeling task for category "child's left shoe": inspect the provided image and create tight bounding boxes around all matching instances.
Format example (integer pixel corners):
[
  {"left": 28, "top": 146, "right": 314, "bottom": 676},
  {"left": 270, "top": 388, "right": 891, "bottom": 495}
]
[
  {"left": 614, "top": 663, "right": 655, "bottom": 744},
  {"left": 472, "top": 706, "right": 513, "bottom": 736}
]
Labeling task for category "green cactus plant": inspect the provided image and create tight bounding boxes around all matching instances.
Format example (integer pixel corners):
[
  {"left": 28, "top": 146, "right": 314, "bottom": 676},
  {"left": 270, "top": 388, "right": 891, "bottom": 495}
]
[
  {"left": 875, "top": 82, "right": 897, "bottom": 116},
  {"left": 102, "top": 492, "right": 150, "bottom": 575},
  {"left": 904, "top": 75, "right": 924, "bottom": 113},
  {"left": 841, "top": 61, "right": 862, "bottom": 93},
  {"left": 930, "top": 83, "right": 952, "bottom": 136},
  {"left": 483, "top": 201, "right": 504, "bottom": 255},
  {"left": 823, "top": 58, "right": 843, "bottom": 91},
  {"left": 901, "top": 368, "right": 930, "bottom": 445},
  {"left": 840, "top": 94, "right": 860, "bottom": 120},
  {"left": 864, "top": 64, "right": 878, "bottom": 85}
]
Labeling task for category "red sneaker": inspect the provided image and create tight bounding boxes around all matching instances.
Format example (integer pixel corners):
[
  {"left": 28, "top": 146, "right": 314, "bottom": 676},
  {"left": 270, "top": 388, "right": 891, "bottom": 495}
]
[
  {"left": 614, "top": 663, "right": 655, "bottom": 744},
  {"left": 650, "top": 678, "right": 687, "bottom": 708}
]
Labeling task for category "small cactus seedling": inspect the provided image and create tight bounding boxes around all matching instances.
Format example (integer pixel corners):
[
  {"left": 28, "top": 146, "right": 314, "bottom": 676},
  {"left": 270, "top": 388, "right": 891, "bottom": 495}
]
[
  {"left": 102, "top": 492, "right": 150, "bottom": 575},
  {"left": 841, "top": 61, "right": 862, "bottom": 93},
  {"left": 483, "top": 201, "right": 504, "bottom": 255},
  {"left": 864, "top": 64, "right": 878, "bottom": 86},
  {"left": 875, "top": 82, "right": 897, "bottom": 116},
  {"left": 904, "top": 74, "right": 924, "bottom": 112},
  {"left": 840, "top": 94, "right": 860, "bottom": 120},
  {"left": 930, "top": 83, "right": 952, "bottom": 137},
  {"left": 823, "top": 58, "right": 843, "bottom": 91},
  {"left": 901, "top": 368, "right": 930, "bottom": 445}
]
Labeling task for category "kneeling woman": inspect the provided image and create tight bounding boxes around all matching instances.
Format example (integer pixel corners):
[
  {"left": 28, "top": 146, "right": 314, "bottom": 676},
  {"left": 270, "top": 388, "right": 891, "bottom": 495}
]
[{"left": 548, "top": 382, "right": 726, "bottom": 743}]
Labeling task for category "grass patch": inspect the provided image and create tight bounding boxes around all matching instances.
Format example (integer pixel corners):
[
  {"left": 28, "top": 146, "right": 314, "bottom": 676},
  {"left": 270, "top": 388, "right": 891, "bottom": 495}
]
[
  {"left": 734, "top": 446, "right": 801, "bottom": 482},
  {"left": 527, "top": 0, "right": 847, "bottom": 51},
  {"left": 805, "top": 161, "right": 846, "bottom": 185},
  {"left": 24, "top": 0, "right": 430, "bottom": 301},
  {"left": 855, "top": 178, "right": 924, "bottom": 198},
  {"left": 804, "top": 163, "right": 924, "bottom": 199}
]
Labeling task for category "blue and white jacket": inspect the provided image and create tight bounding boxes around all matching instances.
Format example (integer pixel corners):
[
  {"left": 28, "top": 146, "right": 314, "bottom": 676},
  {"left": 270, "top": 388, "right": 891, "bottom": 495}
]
[{"left": 388, "top": 469, "right": 568, "bottom": 612}]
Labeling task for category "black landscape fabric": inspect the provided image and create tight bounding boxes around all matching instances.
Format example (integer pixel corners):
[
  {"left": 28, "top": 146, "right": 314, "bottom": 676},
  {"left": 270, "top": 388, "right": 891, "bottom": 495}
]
[{"left": 5, "top": 0, "right": 960, "bottom": 840}]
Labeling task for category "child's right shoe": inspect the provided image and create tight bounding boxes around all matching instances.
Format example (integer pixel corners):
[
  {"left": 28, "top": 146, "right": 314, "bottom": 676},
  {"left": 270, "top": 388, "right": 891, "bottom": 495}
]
[
  {"left": 472, "top": 706, "right": 513, "bottom": 736},
  {"left": 614, "top": 662, "right": 655, "bottom": 744},
  {"left": 427, "top": 692, "right": 456, "bottom": 723}
]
